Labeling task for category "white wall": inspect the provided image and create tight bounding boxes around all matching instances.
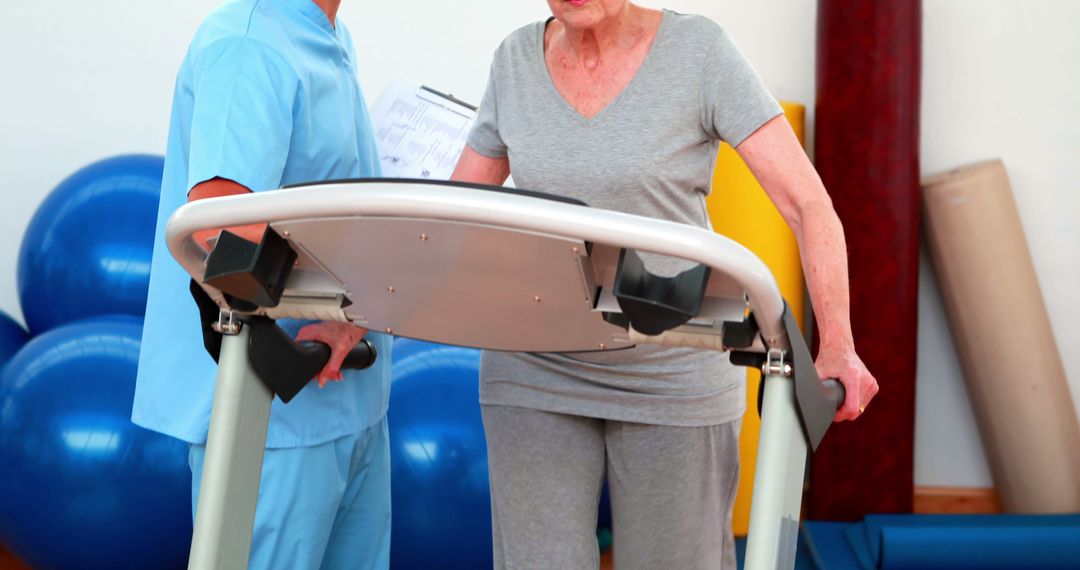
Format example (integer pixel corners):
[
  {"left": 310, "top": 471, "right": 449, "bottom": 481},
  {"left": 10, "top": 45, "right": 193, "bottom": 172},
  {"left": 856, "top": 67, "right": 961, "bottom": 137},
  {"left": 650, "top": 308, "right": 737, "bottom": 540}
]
[
  {"left": 0, "top": 1, "right": 1075, "bottom": 489},
  {"left": 0, "top": 0, "right": 816, "bottom": 327},
  {"left": 0, "top": 1, "right": 218, "bottom": 324},
  {"left": 915, "top": 0, "right": 1080, "bottom": 487}
]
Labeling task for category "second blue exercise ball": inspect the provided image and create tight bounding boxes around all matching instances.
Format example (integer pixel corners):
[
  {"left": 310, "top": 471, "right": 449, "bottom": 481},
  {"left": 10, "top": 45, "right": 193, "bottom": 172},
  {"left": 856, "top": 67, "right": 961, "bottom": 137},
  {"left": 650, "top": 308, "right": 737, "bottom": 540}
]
[
  {"left": 0, "top": 310, "right": 28, "bottom": 369},
  {"left": 0, "top": 315, "right": 192, "bottom": 570},
  {"left": 388, "top": 339, "right": 491, "bottom": 569},
  {"left": 17, "top": 154, "right": 163, "bottom": 335}
]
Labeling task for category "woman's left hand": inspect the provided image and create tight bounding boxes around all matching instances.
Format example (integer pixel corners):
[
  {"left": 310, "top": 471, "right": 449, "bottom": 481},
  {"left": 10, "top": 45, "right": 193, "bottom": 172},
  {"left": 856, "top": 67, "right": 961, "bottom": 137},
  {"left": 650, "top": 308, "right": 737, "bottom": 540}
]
[
  {"left": 815, "top": 344, "right": 878, "bottom": 422},
  {"left": 296, "top": 321, "right": 368, "bottom": 387}
]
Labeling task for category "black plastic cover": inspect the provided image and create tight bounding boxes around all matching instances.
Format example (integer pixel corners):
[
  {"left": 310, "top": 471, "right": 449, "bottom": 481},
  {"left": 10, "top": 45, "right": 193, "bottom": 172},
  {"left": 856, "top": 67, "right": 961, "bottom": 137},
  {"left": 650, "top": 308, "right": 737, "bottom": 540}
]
[
  {"left": 203, "top": 229, "right": 297, "bottom": 309},
  {"left": 722, "top": 314, "right": 759, "bottom": 349},
  {"left": 601, "top": 312, "right": 631, "bottom": 330},
  {"left": 729, "top": 350, "right": 765, "bottom": 369},
  {"left": 612, "top": 249, "right": 710, "bottom": 336}
]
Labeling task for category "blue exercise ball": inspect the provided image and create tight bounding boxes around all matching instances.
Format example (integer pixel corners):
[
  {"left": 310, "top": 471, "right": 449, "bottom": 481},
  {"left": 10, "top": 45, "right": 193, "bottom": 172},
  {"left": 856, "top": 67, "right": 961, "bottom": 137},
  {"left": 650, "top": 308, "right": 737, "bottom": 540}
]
[
  {"left": 17, "top": 154, "right": 163, "bottom": 335},
  {"left": 0, "top": 311, "right": 28, "bottom": 370},
  {"left": 388, "top": 339, "right": 491, "bottom": 570},
  {"left": 0, "top": 315, "right": 192, "bottom": 570}
]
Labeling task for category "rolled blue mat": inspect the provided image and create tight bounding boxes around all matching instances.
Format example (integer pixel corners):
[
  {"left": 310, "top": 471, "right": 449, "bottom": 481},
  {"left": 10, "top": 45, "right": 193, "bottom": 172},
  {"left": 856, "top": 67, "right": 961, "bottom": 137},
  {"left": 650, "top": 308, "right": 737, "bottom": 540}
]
[
  {"left": 843, "top": 522, "right": 874, "bottom": 569},
  {"left": 842, "top": 515, "right": 1080, "bottom": 569},
  {"left": 880, "top": 525, "right": 1080, "bottom": 569},
  {"left": 801, "top": 522, "right": 862, "bottom": 570}
]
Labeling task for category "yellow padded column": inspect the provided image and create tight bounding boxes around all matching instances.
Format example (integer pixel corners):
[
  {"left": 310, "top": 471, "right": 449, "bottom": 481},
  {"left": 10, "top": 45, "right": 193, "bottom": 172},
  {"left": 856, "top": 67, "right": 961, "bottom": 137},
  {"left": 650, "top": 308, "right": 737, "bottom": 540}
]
[{"left": 708, "top": 101, "right": 806, "bottom": 536}]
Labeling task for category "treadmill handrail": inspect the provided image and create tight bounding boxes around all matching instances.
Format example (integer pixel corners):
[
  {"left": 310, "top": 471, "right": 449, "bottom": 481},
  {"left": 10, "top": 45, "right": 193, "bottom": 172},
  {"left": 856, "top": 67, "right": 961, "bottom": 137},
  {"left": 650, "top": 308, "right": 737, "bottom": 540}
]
[{"left": 166, "top": 180, "right": 789, "bottom": 348}]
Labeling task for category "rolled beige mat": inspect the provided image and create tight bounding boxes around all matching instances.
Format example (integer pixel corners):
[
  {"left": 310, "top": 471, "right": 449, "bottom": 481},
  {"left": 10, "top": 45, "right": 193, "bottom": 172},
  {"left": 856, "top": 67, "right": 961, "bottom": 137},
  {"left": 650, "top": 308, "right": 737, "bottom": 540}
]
[{"left": 922, "top": 159, "right": 1080, "bottom": 512}]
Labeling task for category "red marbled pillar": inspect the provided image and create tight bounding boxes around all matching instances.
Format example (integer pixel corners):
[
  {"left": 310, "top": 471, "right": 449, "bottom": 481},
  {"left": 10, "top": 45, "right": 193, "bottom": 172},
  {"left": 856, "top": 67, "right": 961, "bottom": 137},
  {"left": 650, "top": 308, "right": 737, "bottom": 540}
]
[{"left": 808, "top": 0, "right": 922, "bottom": 520}]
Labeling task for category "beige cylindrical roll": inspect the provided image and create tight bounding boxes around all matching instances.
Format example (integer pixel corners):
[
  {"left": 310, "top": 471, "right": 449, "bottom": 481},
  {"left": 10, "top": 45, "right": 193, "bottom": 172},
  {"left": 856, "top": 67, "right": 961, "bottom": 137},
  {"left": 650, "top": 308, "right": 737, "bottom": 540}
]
[{"left": 922, "top": 159, "right": 1080, "bottom": 512}]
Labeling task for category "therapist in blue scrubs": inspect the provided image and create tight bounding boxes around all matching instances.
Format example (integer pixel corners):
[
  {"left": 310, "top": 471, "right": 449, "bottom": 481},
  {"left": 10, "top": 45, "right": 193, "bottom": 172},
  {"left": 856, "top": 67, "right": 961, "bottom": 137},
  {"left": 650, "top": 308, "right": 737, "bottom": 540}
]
[{"left": 132, "top": 0, "right": 391, "bottom": 568}]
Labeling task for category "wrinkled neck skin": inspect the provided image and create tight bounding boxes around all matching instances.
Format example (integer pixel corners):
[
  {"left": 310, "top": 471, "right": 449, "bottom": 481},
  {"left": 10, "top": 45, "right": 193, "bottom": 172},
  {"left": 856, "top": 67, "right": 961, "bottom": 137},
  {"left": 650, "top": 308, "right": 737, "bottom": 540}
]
[{"left": 549, "top": 1, "right": 650, "bottom": 71}]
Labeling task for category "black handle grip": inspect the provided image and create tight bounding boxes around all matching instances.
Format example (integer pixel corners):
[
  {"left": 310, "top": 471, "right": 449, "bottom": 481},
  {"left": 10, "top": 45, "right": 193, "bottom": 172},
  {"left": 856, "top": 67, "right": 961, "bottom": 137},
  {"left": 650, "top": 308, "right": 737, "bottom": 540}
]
[
  {"left": 299, "top": 339, "right": 378, "bottom": 371},
  {"left": 244, "top": 318, "right": 380, "bottom": 404},
  {"left": 822, "top": 378, "right": 846, "bottom": 412}
]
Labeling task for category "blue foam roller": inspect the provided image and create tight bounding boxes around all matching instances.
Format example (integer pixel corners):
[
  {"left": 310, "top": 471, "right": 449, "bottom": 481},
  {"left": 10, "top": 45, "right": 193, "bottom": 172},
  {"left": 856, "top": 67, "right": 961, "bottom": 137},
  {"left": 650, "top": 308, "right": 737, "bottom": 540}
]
[
  {"left": 880, "top": 525, "right": 1080, "bottom": 569},
  {"left": 802, "top": 521, "right": 863, "bottom": 570},
  {"left": 844, "top": 515, "right": 1080, "bottom": 569}
]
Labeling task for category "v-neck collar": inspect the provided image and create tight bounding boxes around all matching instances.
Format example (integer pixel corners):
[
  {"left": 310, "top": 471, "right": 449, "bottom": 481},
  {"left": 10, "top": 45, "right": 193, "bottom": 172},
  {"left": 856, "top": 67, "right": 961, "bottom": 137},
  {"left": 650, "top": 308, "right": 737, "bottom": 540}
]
[
  {"left": 536, "top": 9, "right": 669, "bottom": 125},
  {"left": 280, "top": 0, "right": 337, "bottom": 34}
]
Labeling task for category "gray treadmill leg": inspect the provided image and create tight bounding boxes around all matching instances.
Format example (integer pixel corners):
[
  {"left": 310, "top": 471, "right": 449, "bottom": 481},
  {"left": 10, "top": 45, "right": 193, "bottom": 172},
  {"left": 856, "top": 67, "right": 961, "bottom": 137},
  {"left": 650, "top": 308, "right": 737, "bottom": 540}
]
[
  {"left": 188, "top": 325, "right": 273, "bottom": 570},
  {"left": 743, "top": 373, "right": 810, "bottom": 570}
]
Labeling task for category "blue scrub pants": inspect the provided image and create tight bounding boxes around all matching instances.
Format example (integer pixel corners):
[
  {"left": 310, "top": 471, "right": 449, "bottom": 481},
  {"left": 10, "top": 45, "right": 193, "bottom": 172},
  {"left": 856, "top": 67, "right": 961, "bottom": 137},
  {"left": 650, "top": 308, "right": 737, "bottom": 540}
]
[{"left": 189, "top": 418, "right": 391, "bottom": 570}]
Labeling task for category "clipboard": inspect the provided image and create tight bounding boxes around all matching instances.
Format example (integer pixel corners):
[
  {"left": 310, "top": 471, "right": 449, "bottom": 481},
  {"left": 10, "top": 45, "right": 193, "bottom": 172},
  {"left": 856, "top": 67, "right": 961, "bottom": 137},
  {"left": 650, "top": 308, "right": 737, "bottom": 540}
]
[{"left": 369, "top": 78, "right": 478, "bottom": 180}]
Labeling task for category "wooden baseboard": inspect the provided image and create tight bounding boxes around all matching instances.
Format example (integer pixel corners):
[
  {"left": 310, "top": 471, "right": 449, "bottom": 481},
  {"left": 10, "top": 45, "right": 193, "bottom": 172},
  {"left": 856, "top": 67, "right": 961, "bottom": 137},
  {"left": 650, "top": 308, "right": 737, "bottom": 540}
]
[{"left": 913, "top": 486, "right": 1002, "bottom": 514}]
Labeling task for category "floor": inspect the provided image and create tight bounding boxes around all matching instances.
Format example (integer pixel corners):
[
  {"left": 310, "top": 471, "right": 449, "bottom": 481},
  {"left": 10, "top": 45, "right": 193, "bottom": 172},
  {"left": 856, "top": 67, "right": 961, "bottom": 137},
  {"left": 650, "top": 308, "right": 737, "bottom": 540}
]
[
  {"left": 0, "top": 539, "right": 748, "bottom": 569},
  {"left": 0, "top": 544, "right": 607, "bottom": 570},
  {"left": 599, "top": 538, "right": 753, "bottom": 569},
  {"left": 0, "top": 545, "right": 27, "bottom": 570}
]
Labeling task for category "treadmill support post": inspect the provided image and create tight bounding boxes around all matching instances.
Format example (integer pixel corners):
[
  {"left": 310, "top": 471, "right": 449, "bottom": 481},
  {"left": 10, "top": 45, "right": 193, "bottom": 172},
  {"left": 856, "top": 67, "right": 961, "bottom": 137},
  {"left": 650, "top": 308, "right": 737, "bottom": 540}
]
[
  {"left": 188, "top": 323, "right": 273, "bottom": 570},
  {"left": 744, "top": 372, "right": 810, "bottom": 570}
]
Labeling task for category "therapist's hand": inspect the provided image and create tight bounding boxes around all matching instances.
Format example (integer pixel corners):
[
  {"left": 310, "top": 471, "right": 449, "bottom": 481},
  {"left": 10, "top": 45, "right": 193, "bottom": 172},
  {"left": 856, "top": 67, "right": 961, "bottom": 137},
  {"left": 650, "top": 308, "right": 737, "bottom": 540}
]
[{"left": 296, "top": 321, "right": 368, "bottom": 387}]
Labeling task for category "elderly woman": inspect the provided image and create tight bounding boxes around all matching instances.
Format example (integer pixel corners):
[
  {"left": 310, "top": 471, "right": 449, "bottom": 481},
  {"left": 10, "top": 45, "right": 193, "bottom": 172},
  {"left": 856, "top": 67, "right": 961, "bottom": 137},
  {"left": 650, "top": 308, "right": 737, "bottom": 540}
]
[{"left": 451, "top": 1, "right": 878, "bottom": 568}]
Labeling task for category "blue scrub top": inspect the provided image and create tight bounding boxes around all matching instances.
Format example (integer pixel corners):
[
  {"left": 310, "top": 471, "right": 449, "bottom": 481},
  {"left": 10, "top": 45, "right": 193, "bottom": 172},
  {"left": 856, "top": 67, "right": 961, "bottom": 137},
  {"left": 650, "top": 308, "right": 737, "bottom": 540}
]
[{"left": 133, "top": 0, "right": 391, "bottom": 448}]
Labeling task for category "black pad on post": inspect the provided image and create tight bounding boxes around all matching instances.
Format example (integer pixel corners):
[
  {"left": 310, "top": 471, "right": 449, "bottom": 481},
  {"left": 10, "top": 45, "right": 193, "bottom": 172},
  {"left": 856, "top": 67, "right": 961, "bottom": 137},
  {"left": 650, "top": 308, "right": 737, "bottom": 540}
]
[
  {"left": 761, "top": 303, "right": 846, "bottom": 451},
  {"left": 188, "top": 281, "right": 378, "bottom": 403},
  {"left": 190, "top": 279, "right": 223, "bottom": 363},
  {"left": 722, "top": 313, "right": 760, "bottom": 349},
  {"left": 728, "top": 302, "right": 845, "bottom": 451},
  {"left": 203, "top": 229, "right": 297, "bottom": 309},
  {"left": 612, "top": 249, "right": 710, "bottom": 336},
  {"left": 783, "top": 304, "right": 845, "bottom": 451}
]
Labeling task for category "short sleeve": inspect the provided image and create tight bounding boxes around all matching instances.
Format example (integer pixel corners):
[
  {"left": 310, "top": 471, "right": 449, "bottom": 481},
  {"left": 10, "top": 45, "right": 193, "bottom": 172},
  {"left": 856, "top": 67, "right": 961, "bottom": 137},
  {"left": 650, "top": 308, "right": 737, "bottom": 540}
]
[
  {"left": 699, "top": 28, "right": 783, "bottom": 147},
  {"left": 466, "top": 58, "right": 508, "bottom": 158},
  {"left": 187, "top": 39, "right": 300, "bottom": 193}
]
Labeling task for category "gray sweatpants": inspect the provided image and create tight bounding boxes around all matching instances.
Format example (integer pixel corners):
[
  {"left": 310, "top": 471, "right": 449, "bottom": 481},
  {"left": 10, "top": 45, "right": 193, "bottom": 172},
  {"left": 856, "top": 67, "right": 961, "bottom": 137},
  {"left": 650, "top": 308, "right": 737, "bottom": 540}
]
[{"left": 482, "top": 405, "right": 740, "bottom": 570}]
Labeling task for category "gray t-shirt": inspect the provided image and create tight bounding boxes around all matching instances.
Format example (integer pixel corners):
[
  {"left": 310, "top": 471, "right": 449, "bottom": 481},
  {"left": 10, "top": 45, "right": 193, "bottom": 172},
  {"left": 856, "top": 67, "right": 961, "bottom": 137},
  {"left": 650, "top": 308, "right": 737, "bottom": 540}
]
[{"left": 467, "top": 10, "right": 782, "bottom": 426}]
